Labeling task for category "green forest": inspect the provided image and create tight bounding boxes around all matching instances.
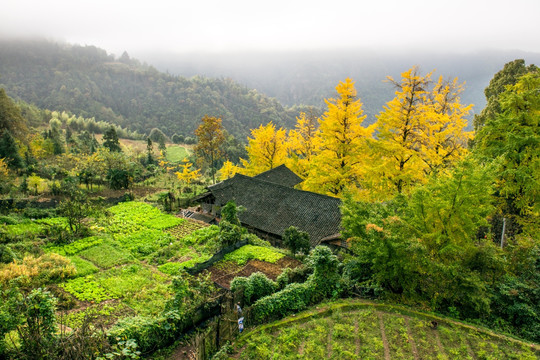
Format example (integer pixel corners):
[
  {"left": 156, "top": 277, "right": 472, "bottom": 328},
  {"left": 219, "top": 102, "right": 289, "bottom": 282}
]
[
  {"left": 0, "top": 39, "right": 310, "bottom": 141},
  {"left": 0, "top": 38, "right": 538, "bottom": 360}
]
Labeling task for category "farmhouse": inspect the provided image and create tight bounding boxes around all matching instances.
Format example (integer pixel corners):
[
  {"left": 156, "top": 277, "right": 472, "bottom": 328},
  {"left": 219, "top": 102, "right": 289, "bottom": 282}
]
[{"left": 194, "top": 165, "right": 342, "bottom": 246}]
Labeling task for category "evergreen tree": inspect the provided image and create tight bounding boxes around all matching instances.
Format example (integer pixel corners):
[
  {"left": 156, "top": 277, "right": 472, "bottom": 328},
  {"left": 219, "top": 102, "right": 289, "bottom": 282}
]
[
  {"left": 146, "top": 137, "right": 154, "bottom": 165},
  {"left": 0, "top": 88, "right": 27, "bottom": 139},
  {"left": 158, "top": 137, "right": 167, "bottom": 156},
  {"left": 102, "top": 127, "right": 121, "bottom": 152},
  {"left": 0, "top": 130, "right": 24, "bottom": 169}
]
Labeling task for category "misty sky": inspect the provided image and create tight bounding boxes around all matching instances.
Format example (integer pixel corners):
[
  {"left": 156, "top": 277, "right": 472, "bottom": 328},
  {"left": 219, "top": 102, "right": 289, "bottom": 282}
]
[{"left": 2, "top": 0, "right": 540, "bottom": 56}]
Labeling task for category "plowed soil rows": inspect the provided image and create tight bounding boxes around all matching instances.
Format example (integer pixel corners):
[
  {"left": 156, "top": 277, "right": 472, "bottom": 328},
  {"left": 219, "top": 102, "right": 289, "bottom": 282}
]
[{"left": 209, "top": 257, "right": 301, "bottom": 290}]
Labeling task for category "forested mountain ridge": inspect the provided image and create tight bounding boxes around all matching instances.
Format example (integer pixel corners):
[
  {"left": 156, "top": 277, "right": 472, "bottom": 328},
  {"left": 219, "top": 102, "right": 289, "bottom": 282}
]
[
  {"left": 0, "top": 39, "right": 302, "bottom": 139},
  {"left": 140, "top": 48, "right": 540, "bottom": 126}
]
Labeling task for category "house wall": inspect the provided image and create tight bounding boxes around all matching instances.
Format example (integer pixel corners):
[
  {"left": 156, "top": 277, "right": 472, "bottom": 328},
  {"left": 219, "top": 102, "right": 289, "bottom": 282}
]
[{"left": 243, "top": 224, "right": 283, "bottom": 247}]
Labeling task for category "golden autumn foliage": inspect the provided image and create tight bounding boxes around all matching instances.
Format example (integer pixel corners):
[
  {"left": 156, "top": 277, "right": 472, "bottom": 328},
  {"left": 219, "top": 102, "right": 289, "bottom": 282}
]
[
  {"left": 286, "top": 112, "right": 319, "bottom": 179},
  {"left": 175, "top": 158, "right": 201, "bottom": 186},
  {"left": 0, "top": 158, "right": 9, "bottom": 180},
  {"left": 0, "top": 253, "right": 76, "bottom": 288},
  {"left": 225, "top": 73, "right": 471, "bottom": 202},
  {"left": 217, "top": 160, "right": 239, "bottom": 181},
  {"left": 420, "top": 76, "right": 473, "bottom": 173},
  {"left": 239, "top": 122, "right": 288, "bottom": 176},
  {"left": 194, "top": 115, "right": 226, "bottom": 184},
  {"left": 367, "top": 67, "right": 472, "bottom": 200},
  {"left": 303, "top": 78, "right": 373, "bottom": 198}
]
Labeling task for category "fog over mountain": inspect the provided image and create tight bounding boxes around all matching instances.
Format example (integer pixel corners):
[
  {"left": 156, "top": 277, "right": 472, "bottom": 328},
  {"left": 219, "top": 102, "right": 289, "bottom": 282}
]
[{"left": 135, "top": 48, "right": 540, "bottom": 126}]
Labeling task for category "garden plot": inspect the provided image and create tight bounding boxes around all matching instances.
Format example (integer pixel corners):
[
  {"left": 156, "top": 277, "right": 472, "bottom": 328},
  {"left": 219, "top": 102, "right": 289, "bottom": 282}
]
[
  {"left": 208, "top": 245, "right": 302, "bottom": 289},
  {"left": 40, "top": 202, "right": 217, "bottom": 329},
  {"left": 232, "top": 301, "right": 539, "bottom": 360}
]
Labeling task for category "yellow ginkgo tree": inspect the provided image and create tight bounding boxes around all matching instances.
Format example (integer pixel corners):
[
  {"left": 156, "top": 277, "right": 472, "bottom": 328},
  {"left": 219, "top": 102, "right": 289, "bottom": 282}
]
[
  {"left": 239, "top": 122, "right": 288, "bottom": 176},
  {"left": 217, "top": 160, "right": 239, "bottom": 181},
  {"left": 175, "top": 158, "right": 200, "bottom": 191},
  {"left": 368, "top": 67, "right": 472, "bottom": 200},
  {"left": 303, "top": 78, "right": 373, "bottom": 198},
  {"left": 286, "top": 111, "right": 319, "bottom": 180}
]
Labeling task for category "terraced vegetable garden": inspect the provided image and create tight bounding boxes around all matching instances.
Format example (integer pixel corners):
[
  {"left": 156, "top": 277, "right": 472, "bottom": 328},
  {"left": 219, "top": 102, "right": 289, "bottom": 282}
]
[
  {"left": 1, "top": 201, "right": 299, "bottom": 334},
  {"left": 230, "top": 301, "right": 540, "bottom": 360}
]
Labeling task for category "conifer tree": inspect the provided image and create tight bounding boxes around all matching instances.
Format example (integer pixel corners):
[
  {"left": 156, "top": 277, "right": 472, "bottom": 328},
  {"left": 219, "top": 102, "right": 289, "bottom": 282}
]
[
  {"left": 0, "top": 130, "right": 24, "bottom": 169},
  {"left": 102, "top": 127, "right": 121, "bottom": 152}
]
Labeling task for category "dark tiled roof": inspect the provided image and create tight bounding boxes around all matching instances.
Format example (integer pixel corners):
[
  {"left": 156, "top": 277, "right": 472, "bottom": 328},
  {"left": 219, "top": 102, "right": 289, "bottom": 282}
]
[
  {"left": 252, "top": 164, "right": 303, "bottom": 188},
  {"left": 187, "top": 212, "right": 215, "bottom": 223},
  {"left": 207, "top": 173, "right": 341, "bottom": 245}
]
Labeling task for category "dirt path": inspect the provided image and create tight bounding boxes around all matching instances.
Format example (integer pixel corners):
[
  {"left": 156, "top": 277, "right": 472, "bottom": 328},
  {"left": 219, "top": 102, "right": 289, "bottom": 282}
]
[
  {"left": 377, "top": 312, "right": 391, "bottom": 360},
  {"left": 433, "top": 328, "right": 447, "bottom": 359},
  {"left": 326, "top": 319, "right": 333, "bottom": 358},
  {"left": 354, "top": 317, "right": 360, "bottom": 356},
  {"left": 169, "top": 343, "right": 197, "bottom": 360},
  {"left": 404, "top": 317, "right": 419, "bottom": 360}
]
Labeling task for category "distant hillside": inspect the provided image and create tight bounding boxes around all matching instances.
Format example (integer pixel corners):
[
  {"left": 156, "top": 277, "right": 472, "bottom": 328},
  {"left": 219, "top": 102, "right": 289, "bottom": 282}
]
[
  {"left": 139, "top": 48, "right": 540, "bottom": 127},
  {"left": 0, "top": 39, "right": 303, "bottom": 140}
]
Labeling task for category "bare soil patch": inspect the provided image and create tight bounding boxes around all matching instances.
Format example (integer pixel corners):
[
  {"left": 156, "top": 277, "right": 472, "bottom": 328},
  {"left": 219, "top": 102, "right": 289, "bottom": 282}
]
[{"left": 209, "top": 257, "right": 302, "bottom": 290}]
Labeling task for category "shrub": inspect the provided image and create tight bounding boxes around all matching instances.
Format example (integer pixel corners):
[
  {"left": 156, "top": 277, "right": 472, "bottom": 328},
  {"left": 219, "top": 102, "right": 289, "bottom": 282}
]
[
  {"left": 245, "top": 272, "right": 277, "bottom": 305},
  {"left": 285, "top": 264, "right": 312, "bottom": 284},
  {"left": 0, "top": 215, "right": 17, "bottom": 225},
  {"left": 307, "top": 246, "right": 342, "bottom": 301},
  {"left": 0, "top": 253, "right": 76, "bottom": 288},
  {"left": 0, "top": 244, "right": 15, "bottom": 264},
  {"left": 230, "top": 277, "right": 250, "bottom": 298},
  {"left": 218, "top": 220, "right": 244, "bottom": 247},
  {"left": 17, "top": 288, "right": 58, "bottom": 359},
  {"left": 231, "top": 272, "right": 277, "bottom": 305},
  {"left": 276, "top": 268, "right": 290, "bottom": 290},
  {"left": 283, "top": 226, "right": 310, "bottom": 256},
  {"left": 220, "top": 201, "right": 241, "bottom": 226},
  {"left": 22, "top": 207, "right": 57, "bottom": 219},
  {"left": 107, "top": 311, "right": 192, "bottom": 354},
  {"left": 252, "top": 281, "right": 314, "bottom": 323}
]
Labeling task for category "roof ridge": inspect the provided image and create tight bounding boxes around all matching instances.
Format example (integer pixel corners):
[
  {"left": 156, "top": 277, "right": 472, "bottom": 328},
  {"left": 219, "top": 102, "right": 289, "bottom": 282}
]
[
  {"left": 241, "top": 174, "right": 341, "bottom": 201},
  {"left": 208, "top": 173, "right": 340, "bottom": 203}
]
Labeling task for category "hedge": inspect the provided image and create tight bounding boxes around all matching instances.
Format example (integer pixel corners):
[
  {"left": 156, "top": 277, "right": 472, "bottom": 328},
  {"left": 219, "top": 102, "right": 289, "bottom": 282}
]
[{"left": 251, "top": 281, "right": 314, "bottom": 324}]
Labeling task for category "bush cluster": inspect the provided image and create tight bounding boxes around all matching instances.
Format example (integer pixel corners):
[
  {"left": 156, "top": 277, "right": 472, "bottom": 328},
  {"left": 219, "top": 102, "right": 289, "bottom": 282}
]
[
  {"left": 230, "top": 272, "right": 277, "bottom": 305},
  {"left": 0, "top": 253, "right": 76, "bottom": 288},
  {"left": 251, "top": 281, "right": 314, "bottom": 323},
  {"left": 248, "top": 246, "right": 341, "bottom": 324}
]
